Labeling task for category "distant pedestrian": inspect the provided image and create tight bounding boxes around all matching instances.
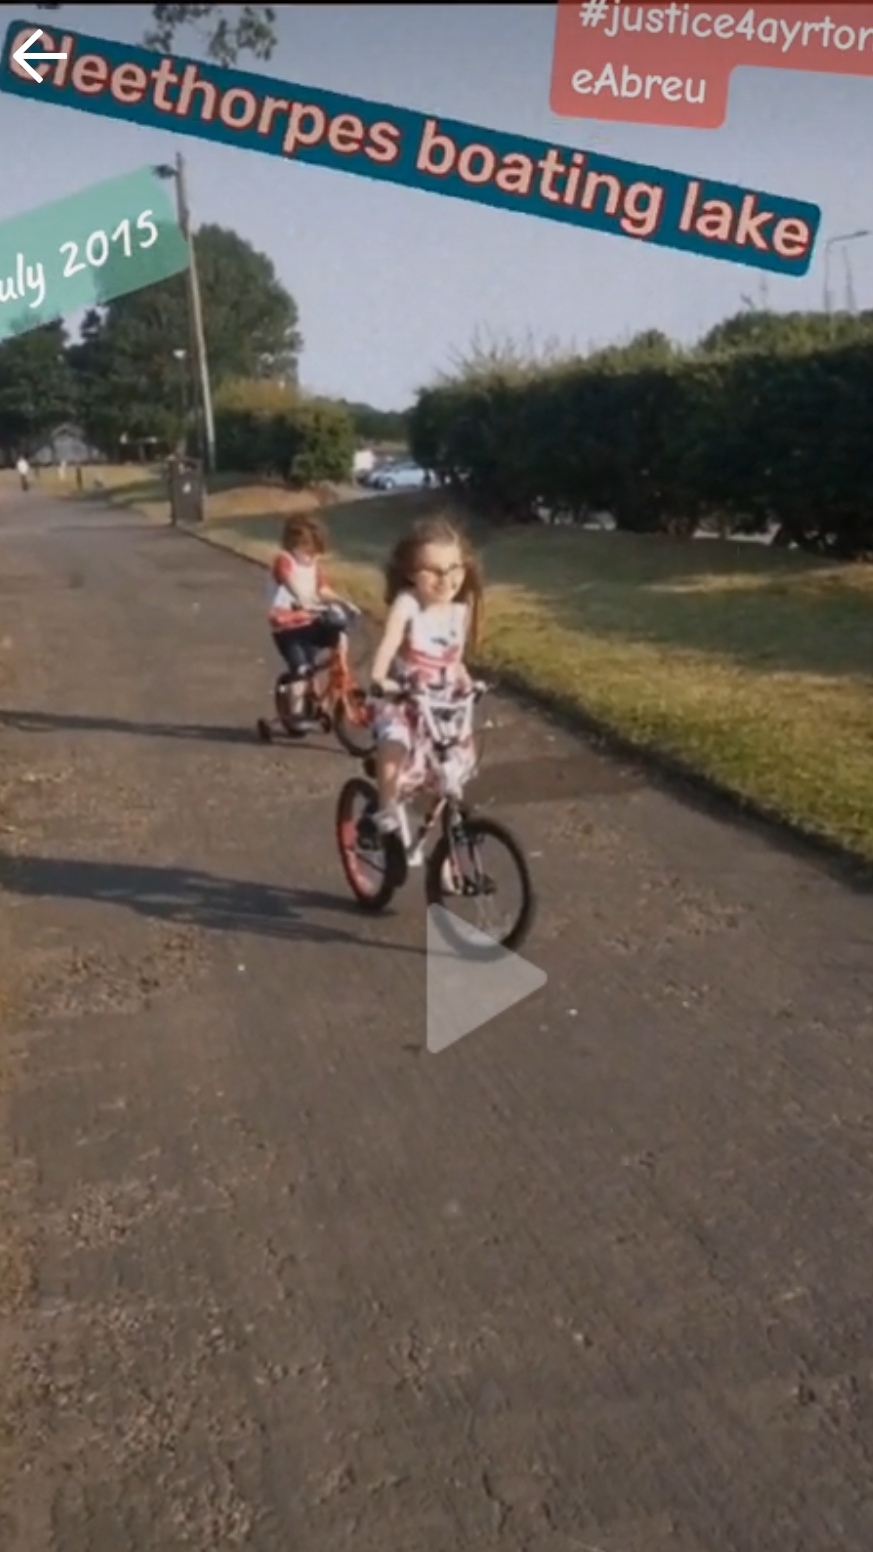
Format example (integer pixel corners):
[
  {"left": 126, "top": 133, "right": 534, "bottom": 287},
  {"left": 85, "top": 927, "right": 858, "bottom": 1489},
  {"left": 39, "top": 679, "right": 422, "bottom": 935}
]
[
  {"left": 16, "top": 455, "right": 30, "bottom": 492},
  {"left": 75, "top": 463, "right": 83, "bottom": 491}
]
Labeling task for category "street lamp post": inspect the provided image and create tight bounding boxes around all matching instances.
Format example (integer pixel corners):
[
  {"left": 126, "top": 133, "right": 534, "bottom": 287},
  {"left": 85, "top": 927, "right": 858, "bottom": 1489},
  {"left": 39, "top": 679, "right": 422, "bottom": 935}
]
[
  {"left": 154, "top": 155, "right": 216, "bottom": 474},
  {"left": 822, "top": 229, "right": 871, "bottom": 323}
]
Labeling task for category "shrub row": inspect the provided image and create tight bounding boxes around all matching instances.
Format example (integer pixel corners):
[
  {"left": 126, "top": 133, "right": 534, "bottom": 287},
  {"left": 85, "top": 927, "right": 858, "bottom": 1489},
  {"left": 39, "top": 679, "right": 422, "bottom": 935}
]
[
  {"left": 214, "top": 379, "right": 356, "bottom": 487},
  {"left": 408, "top": 339, "right": 873, "bottom": 554}
]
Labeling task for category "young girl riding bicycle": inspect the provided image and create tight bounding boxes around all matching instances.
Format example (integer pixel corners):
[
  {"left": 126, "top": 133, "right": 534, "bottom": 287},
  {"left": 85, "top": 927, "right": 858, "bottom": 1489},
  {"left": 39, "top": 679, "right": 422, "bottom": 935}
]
[
  {"left": 268, "top": 513, "right": 350, "bottom": 734},
  {"left": 369, "top": 514, "right": 483, "bottom": 837}
]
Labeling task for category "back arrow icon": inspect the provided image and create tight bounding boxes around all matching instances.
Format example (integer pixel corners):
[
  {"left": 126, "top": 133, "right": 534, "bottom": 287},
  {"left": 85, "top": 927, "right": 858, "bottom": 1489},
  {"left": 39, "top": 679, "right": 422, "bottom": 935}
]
[{"left": 12, "top": 28, "right": 68, "bottom": 83}]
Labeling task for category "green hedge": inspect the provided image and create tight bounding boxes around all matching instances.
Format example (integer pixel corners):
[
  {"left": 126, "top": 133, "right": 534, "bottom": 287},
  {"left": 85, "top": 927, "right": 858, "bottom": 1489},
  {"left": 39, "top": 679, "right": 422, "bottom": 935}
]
[
  {"left": 214, "top": 379, "right": 356, "bottom": 486},
  {"left": 409, "top": 339, "right": 873, "bottom": 554}
]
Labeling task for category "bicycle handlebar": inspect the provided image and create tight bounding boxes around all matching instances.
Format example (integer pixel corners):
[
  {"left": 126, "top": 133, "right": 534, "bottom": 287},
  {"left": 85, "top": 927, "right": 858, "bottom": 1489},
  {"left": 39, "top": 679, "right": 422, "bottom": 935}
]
[
  {"left": 311, "top": 599, "right": 361, "bottom": 624},
  {"left": 368, "top": 678, "right": 490, "bottom": 706}
]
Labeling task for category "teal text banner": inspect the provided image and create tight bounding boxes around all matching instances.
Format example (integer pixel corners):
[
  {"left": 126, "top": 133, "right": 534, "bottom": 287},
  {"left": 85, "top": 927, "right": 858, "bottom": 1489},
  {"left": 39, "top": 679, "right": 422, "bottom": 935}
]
[
  {"left": 1, "top": 19, "right": 820, "bottom": 275},
  {"left": 0, "top": 163, "right": 189, "bottom": 341}
]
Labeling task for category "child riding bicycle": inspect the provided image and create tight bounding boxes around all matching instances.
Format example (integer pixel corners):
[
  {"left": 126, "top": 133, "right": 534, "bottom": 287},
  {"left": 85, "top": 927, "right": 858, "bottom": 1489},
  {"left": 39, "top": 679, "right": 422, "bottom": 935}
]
[
  {"left": 268, "top": 513, "right": 352, "bottom": 735},
  {"left": 368, "top": 515, "right": 483, "bottom": 839}
]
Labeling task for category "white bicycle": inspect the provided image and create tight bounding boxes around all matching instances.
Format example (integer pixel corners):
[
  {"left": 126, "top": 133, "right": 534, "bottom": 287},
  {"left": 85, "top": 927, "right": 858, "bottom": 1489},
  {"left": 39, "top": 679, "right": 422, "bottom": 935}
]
[{"left": 335, "top": 680, "right": 535, "bottom": 951}]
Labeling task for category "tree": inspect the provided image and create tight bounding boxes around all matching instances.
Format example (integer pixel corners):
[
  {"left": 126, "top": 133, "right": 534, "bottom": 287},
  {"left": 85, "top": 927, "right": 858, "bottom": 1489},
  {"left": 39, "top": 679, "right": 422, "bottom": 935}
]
[
  {"left": 67, "top": 306, "right": 177, "bottom": 456},
  {"left": 35, "top": 3, "right": 278, "bottom": 65},
  {"left": 334, "top": 400, "right": 410, "bottom": 444},
  {"left": 0, "top": 323, "right": 76, "bottom": 461},
  {"left": 213, "top": 379, "right": 356, "bottom": 484},
  {"left": 69, "top": 225, "right": 302, "bottom": 456},
  {"left": 191, "top": 225, "right": 302, "bottom": 382},
  {"left": 697, "top": 308, "right": 873, "bottom": 356},
  {"left": 584, "top": 328, "right": 678, "bottom": 374}
]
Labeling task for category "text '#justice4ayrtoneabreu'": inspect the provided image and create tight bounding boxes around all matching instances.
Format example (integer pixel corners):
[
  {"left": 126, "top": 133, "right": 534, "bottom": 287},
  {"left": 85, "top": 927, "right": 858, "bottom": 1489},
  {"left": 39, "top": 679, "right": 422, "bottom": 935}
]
[{"left": 1, "top": 19, "right": 820, "bottom": 274}]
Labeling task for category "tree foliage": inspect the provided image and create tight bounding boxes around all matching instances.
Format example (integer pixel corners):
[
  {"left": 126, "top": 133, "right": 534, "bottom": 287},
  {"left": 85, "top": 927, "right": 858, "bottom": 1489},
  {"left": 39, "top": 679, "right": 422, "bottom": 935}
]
[
  {"left": 68, "top": 225, "right": 301, "bottom": 456},
  {"left": 332, "top": 400, "right": 410, "bottom": 444},
  {"left": 697, "top": 307, "right": 873, "bottom": 357},
  {"left": 35, "top": 3, "right": 278, "bottom": 64},
  {"left": 409, "top": 310, "right": 873, "bottom": 556},
  {"left": 0, "top": 323, "right": 76, "bottom": 460},
  {"left": 213, "top": 378, "right": 356, "bottom": 485}
]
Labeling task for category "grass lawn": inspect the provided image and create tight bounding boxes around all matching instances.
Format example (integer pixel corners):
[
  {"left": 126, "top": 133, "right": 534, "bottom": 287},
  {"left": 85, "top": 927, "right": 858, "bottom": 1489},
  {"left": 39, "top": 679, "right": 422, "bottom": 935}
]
[{"left": 88, "top": 468, "right": 873, "bottom": 863}]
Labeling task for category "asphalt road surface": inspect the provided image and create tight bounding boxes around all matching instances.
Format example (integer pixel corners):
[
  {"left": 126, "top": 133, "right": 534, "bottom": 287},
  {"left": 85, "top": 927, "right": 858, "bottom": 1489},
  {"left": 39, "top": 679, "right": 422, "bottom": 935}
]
[{"left": 2, "top": 490, "right": 873, "bottom": 1552}]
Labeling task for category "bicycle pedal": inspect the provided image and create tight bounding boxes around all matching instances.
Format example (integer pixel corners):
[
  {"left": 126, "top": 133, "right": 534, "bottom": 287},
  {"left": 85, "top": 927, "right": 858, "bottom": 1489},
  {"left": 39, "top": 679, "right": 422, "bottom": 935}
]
[
  {"left": 357, "top": 821, "right": 380, "bottom": 852},
  {"left": 462, "top": 876, "right": 496, "bottom": 897},
  {"left": 383, "top": 833, "right": 408, "bottom": 888}
]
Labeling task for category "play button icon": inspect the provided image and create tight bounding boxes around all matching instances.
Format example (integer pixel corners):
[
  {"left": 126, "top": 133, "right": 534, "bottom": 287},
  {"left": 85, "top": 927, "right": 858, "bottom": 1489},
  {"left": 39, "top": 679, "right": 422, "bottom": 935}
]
[{"left": 426, "top": 905, "right": 548, "bottom": 1054}]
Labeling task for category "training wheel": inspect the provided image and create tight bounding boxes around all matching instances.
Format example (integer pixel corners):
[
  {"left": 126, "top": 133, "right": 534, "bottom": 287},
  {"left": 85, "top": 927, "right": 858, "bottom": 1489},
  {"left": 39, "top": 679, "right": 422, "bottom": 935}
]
[{"left": 256, "top": 718, "right": 273, "bottom": 743}]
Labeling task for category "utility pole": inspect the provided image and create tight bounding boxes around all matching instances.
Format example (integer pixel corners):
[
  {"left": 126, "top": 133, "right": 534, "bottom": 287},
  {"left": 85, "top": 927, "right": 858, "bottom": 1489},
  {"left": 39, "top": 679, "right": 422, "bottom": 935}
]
[
  {"left": 155, "top": 156, "right": 216, "bottom": 474},
  {"left": 823, "top": 229, "right": 871, "bottom": 334},
  {"left": 174, "top": 152, "right": 215, "bottom": 474},
  {"left": 843, "top": 246, "right": 858, "bottom": 315}
]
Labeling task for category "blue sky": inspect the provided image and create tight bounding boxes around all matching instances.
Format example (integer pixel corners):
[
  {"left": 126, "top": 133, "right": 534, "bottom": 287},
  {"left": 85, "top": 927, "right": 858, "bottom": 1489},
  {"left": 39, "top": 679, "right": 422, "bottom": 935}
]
[{"left": 1, "top": 3, "right": 872, "bottom": 407}]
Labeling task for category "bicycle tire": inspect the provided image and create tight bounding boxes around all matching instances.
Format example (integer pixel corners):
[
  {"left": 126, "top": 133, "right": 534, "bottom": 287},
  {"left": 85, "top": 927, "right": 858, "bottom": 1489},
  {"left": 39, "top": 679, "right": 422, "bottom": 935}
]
[
  {"left": 425, "top": 813, "right": 536, "bottom": 953},
  {"left": 274, "top": 672, "right": 295, "bottom": 733},
  {"left": 335, "top": 777, "right": 397, "bottom": 912},
  {"left": 334, "top": 690, "right": 376, "bottom": 759}
]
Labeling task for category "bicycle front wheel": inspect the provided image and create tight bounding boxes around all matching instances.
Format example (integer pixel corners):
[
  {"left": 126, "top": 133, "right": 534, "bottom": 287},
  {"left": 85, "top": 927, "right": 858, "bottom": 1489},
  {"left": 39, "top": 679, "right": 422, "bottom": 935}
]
[
  {"left": 336, "top": 776, "right": 397, "bottom": 912},
  {"left": 425, "top": 813, "right": 536, "bottom": 953}
]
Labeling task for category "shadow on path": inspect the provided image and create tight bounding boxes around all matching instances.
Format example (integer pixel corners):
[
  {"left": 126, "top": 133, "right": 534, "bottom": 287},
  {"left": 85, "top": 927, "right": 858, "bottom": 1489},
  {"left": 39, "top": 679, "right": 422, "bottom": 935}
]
[
  {"left": 0, "top": 851, "right": 421, "bottom": 955},
  {"left": 0, "top": 707, "right": 339, "bottom": 754}
]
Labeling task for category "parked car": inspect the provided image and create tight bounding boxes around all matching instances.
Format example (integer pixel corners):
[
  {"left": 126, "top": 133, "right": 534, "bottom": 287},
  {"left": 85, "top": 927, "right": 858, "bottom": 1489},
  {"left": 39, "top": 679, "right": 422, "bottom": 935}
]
[{"left": 371, "top": 461, "right": 432, "bottom": 492}]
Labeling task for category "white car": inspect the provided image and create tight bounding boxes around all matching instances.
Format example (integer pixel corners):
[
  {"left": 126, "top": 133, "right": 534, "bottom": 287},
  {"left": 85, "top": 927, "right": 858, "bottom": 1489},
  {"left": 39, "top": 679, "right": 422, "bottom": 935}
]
[
  {"left": 352, "top": 448, "right": 376, "bottom": 482},
  {"left": 372, "top": 461, "right": 432, "bottom": 492}
]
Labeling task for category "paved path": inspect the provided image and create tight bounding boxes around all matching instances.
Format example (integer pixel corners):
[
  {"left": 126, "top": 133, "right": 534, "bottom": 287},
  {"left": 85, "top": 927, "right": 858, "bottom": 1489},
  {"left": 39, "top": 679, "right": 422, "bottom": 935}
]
[{"left": 2, "top": 491, "right": 873, "bottom": 1552}]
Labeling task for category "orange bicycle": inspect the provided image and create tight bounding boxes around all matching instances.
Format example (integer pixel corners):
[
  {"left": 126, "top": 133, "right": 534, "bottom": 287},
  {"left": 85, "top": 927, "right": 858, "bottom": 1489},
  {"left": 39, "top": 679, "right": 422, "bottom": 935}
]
[{"left": 256, "top": 601, "right": 374, "bottom": 758}]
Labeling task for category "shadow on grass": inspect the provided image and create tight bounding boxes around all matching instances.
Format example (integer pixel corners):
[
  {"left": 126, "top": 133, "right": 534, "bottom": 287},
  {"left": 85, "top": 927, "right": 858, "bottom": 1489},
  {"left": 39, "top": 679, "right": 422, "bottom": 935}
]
[
  {"left": 477, "top": 528, "right": 873, "bottom": 683},
  {"left": 206, "top": 491, "right": 873, "bottom": 693},
  {"left": 65, "top": 469, "right": 269, "bottom": 512},
  {"left": 207, "top": 490, "right": 458, "bottom": 572},
  {"left": 105, "top": 476, "right": 167, "bottom": 508},
  {"left": 316, "top": 499, "right": 873, "bottom": 684},
  {"left": 0, "top": 850, "right": 420, "bottom": 954},
  {"left": 62, "top": 475, "right": 165, "bottom": 509}
]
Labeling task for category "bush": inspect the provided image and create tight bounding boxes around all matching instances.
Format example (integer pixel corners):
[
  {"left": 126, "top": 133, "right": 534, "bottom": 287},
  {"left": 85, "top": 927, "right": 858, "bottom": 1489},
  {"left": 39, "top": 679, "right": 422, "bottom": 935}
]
[
  {"left": 285, "top": 398, "right": 357, "bottom": 487},
  {"left": 408, "top": 325, "right": 873, "bottom": 556},
  {"left": 214, "top": 379, "right": 356, "bottom": 486}
]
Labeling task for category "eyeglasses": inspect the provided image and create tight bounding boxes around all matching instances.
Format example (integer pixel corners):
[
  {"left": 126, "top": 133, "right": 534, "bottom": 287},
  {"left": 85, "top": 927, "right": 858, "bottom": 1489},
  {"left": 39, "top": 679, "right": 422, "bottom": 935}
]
[{"left": 416, "top": 563, "right": 465, "bottom": 581}]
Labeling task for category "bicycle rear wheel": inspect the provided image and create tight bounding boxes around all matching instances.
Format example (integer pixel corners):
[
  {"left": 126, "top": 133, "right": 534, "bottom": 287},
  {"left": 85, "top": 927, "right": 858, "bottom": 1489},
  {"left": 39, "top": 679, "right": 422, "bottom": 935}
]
[
  {"left": 274, "top": 672, "right": 295, "bottom": 732},
  {"left": 426, "top": 813, "right": 535, "bottom": 953}
]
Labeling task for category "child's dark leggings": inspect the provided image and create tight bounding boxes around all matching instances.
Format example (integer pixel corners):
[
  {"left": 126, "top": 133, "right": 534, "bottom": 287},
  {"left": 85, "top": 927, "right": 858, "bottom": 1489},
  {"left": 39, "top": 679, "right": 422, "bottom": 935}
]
[{"left": 273, "top": 621, "right": 342, "bottom": 681}]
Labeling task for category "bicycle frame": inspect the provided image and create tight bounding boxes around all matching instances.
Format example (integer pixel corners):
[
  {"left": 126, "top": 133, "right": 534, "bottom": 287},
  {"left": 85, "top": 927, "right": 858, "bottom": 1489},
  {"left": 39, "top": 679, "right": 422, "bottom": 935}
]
[
  {"left": 374, "top": 682, "right": 486, "bottom": 862},
  {"left": 261, "top": 599, "right": 371, "bottom": 749},
  {"left": 312, "top": 637, "right": 354, "bottom": 715}
]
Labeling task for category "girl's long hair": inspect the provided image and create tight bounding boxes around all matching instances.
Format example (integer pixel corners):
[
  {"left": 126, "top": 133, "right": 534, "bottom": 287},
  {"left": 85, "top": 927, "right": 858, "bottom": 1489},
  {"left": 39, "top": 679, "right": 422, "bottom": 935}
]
[
  {"left": 280, "top": 512, "right": 327, "bottom": 554},
  {"left": 384, "top": 515, "right": 484, "bottom": 649}
]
